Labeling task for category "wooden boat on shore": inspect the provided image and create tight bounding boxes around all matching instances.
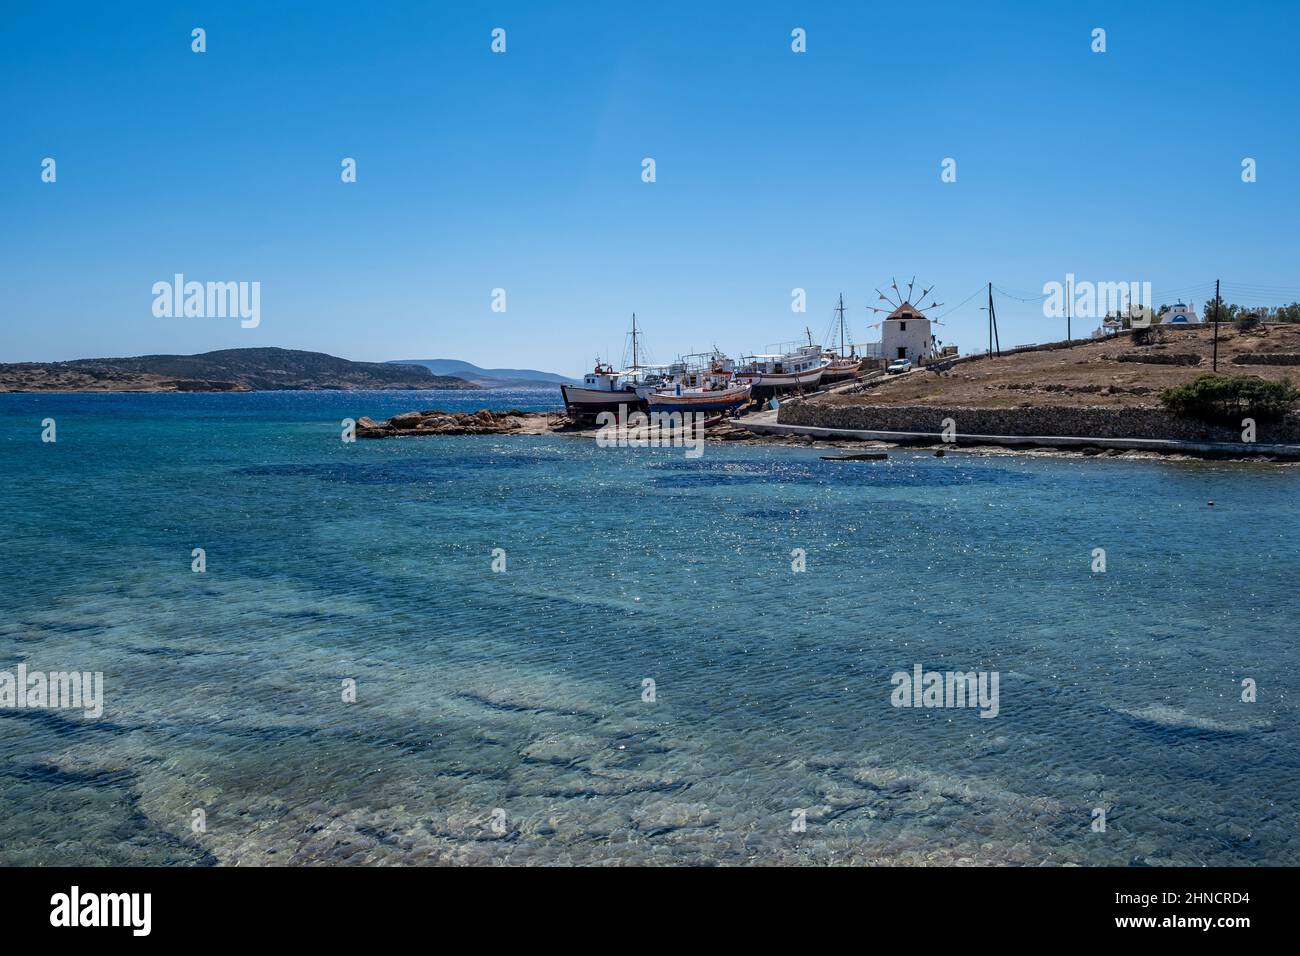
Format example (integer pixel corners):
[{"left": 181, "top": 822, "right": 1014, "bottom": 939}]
[
  {"left": 820, "top": 295, "right": 863, "bottom": 384},
  {"left": 561, "top": 314, "right": 656, "bottom": 420},
  {"left": 640, "top": 351, "right": 750, "bottom": 412},
  {"left": 560, "top": 362, "right": 645, "bottom": 420},
  {"left": 821, "top": 354, "right": 863, "bottom": 384},
  {"left": 646, "top": 378, "right": 751, "bottom": 413},
  {"left": 735, "top": 345, "right": 830, "bottom": 397}
]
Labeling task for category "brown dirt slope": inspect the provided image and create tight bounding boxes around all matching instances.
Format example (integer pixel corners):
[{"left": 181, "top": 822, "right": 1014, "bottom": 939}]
[{"left": 821, "top": 325, "right": 1300, "bottom": 410}]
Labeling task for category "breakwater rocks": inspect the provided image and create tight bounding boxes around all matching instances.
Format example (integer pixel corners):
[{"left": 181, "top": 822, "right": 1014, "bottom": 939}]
[
  {"left": 356, "top": 409, "right": 560, "bottom": 437},
  {"left": 780, "top": 400, "right": 1300, "bottom": 445}
]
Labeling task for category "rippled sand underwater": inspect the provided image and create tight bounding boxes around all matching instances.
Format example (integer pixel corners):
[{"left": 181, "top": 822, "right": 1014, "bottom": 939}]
[{"left": 1, "top": 393, "right": 1297, "bottom": 865}]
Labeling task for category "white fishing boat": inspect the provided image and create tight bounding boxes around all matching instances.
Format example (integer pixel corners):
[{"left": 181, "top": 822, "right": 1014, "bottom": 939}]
[
  {"left": 560, "top": 361, "right": 644, "bottom": 420},
  {"left": 635, "top": 350, "right": 734, "bottom": 399},
  {"left": 735, "top": 344, "right": 830, "bottom": 396},
  {"left": 560, "top": 314, "right": 655, "bottom": 420},
  {"left": 646, "top": 356, "right": 750, "bottom": 413}
]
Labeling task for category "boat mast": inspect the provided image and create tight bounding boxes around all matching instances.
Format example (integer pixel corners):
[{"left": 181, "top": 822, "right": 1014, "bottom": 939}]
[
  {"left": 836, "top": 293, "right": 847, "bottom": 356},
  {"left": 631, "top": 313, "right": 639, "bottom": 370}
]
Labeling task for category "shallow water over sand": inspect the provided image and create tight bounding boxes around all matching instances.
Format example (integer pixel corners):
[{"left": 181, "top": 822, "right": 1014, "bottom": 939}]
[{"left": 1, "top": 391, "right": 1297, "bottom": 865}]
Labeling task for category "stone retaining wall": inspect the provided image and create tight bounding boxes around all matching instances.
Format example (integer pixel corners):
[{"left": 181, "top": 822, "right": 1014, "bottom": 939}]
[
  {"left": 1233, "top": 353, "right": 1300, "bottom": 365},
  {"left": 1116, "top": 352, "right": 1202, "bottom": 366},
  {"left": 779, "top": 401, "right": 1300, "bottom": 444}
]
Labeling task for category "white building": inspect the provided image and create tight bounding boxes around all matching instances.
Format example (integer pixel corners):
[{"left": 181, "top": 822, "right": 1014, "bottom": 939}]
[
  {"left": 1160, "top": 301, "right": 1201, "bottom": 325},
  {"left": 881, "top": 303, "right": 936, "bottom": 364}
]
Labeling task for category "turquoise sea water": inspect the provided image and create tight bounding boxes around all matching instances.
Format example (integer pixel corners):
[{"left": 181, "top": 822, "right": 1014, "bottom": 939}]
[{"left": 1, "top": 390, "right": 1296, "bottom": 866}]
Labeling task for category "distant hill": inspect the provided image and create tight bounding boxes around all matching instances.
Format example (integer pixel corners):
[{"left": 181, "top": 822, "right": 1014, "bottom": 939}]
[
  {"left": 0, "top": 348, "right": 480, "bottom": 392},
  {"left": 390, "top": 358, "right": 578, "bottom": 389}
]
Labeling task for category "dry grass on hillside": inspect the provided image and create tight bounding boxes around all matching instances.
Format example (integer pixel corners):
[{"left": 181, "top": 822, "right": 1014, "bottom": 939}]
[{"left": 822, "top": 325, "right": 1300, "bottom": 409}]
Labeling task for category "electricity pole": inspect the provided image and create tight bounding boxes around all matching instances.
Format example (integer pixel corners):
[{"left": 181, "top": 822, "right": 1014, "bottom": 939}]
[{"left": 988, "top": 282, "right": 993, "bottom": 356}]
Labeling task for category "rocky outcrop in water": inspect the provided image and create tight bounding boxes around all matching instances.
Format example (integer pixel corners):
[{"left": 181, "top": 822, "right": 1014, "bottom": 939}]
[{"left": 356, "top": 408, "right": 560, "bottom": 437}]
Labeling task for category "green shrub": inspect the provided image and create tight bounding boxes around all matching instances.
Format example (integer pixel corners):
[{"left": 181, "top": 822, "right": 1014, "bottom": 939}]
[
  {"left": 1160, "top": 373, "right": 1300, "bottom": 423},
  {"left": 1235, "top": 313, "right": 1262, "bottom": 332}
]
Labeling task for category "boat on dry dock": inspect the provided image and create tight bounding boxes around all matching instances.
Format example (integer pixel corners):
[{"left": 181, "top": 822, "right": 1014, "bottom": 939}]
[
  {"left": 560, "top": 314, "right": 655, "bottom": 420},
  {"left": 645, "top": 354, "right": 750, "bottom": 413},
  {"left": 646, "top": 379, "right": 751, "bottom": 413},
  {"left": 820, "top": 354, "right": 863, "bottom": 384},
  {"left": 820, "top": 296, "right": 863, "bottom": 384},
  {"left": 735, "top": 344, "right": 831, "bottom": 398},
  {"left": 560, "top": 361, "right": 645, "bottom": 420}
]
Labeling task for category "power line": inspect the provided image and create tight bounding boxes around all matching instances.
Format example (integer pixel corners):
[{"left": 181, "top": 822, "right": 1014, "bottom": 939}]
[
  {"left": 932, "top": 284, "right": 987, "bottom": 320},
  {"left": 991, "top": 285, "right": 1050, "bottom": 302}
]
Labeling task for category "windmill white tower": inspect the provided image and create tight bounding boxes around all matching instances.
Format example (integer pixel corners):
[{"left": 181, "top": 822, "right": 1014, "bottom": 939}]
[{"left": 868, "top": 277, "right": 943, "bottom": 364}]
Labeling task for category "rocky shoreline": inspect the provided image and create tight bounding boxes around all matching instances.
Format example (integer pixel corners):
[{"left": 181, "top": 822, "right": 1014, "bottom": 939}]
[{"left": 355, "top": 406, "right": 1298, "bottom": 464}]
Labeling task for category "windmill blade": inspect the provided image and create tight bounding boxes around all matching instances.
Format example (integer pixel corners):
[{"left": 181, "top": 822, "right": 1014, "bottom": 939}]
[
  {"left": 918, "top": 285, "right": 934, "bottom": 302},
  {"left": 907, "top": 275, "right": 915, "bottom": 301}
]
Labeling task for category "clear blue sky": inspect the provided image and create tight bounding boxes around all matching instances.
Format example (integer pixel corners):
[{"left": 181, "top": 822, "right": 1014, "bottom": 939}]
[{"left": 3, "top": 0, "right": 1298, "bottom": 375}]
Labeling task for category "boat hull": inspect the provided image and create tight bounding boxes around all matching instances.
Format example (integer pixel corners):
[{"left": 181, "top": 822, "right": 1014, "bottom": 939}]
[
  {"left": 646, "top": 384, "right": 751, "bottom": 413},
  {"left": 560, "top": 384, "right": 644, "bottom": 420},
  {"left": 737, "top": 363, "right": 828, "bottom": 397},
  {"left": 820, "top": 361, "right": 862, "bottom": 384}
]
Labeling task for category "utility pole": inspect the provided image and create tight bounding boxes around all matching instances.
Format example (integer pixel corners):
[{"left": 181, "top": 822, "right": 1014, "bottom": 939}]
[
  {"left": 986, "top": 282, "right": 1001, "bottom": 356},
  {"left": 1211, "top": 280, "right": 1221, "bottom": 371},
  {"left": 988, "top": 282, "right": 993, "bottom": 357}
]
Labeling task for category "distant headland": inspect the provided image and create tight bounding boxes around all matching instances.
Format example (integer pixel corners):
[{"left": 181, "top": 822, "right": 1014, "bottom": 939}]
[{"left": 0, "top": 348, "right": 484, "bottom": 393}]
